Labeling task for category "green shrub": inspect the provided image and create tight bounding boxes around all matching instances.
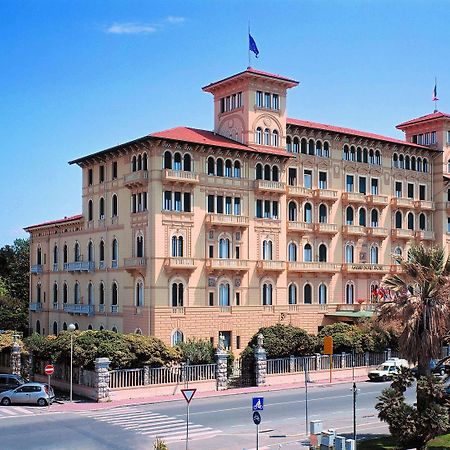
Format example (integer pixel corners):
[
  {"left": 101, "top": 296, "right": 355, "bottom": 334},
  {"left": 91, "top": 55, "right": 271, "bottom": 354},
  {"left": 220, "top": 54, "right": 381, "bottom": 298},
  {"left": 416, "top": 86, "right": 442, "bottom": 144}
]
[{"left": 176, "top": 338, "right": 214, "bottom": 365}]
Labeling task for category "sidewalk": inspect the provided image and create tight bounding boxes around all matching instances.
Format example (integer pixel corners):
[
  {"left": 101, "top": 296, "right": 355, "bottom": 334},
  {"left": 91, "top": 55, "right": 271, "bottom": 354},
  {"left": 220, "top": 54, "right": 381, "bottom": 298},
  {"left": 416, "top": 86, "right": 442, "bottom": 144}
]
[{"left": 50, "top": 374, "right": 369, "bottom": 413}]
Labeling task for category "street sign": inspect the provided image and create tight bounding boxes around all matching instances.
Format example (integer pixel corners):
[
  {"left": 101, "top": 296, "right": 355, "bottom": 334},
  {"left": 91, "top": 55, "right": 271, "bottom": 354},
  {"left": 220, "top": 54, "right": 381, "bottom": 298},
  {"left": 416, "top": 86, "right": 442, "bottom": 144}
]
[
  {"left": 44, "top": 364, "right": 54, "bottom": 376},
  {"left": 181, "top": 388, "right": 197, "bottom": 404},
  {"left": 324, "top": 336, "right": 333, "bottom": 355},
  {"left": 252, "top": 397, "right": 264, "bottom": 411},
  {"left": 253, "top": 411, "right": 261, "bottom": 425}
]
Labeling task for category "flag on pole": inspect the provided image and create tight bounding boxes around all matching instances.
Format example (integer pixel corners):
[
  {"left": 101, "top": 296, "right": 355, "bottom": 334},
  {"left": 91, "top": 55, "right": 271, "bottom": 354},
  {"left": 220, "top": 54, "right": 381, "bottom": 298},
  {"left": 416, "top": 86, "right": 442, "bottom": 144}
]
[
  {"left": 249, "top": 33, "right": 259, "bottom": 58},
  {"left": 432, "top": 82, "right": 439, "bottom": 101}
]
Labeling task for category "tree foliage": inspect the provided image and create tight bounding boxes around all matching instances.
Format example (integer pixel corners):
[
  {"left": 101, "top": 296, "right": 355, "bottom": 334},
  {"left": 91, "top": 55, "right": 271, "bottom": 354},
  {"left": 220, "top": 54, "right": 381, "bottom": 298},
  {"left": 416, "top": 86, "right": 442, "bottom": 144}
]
[{"left": 176, "top": 338, "right": 215, "bottom": 365}]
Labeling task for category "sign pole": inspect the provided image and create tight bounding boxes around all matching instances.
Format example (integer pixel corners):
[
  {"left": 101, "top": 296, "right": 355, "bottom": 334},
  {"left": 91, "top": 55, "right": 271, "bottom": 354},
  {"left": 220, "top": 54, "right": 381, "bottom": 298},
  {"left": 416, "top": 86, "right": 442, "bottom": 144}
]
[
  {"left": 186, "top": 401, "right": 189, "bottom": 450},
  {"left": 256, "top": 422, "right": 259, "bottom": 450},
  {"left": 181, "top": 388, "right": 196, "bottom": 450},
  {"left": 305, "top": 360, "right": 309, "bottom": 436},
  {"left": 329, "top": 354, "right": 332, "bottom": 383}
]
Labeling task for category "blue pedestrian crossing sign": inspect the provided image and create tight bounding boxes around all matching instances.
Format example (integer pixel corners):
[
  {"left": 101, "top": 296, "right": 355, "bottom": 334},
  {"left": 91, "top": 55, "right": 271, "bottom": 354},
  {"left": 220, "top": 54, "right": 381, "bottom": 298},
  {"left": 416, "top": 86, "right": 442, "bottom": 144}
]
[{"left": 252, "top": 397, "right": 264, "bottom": 411}]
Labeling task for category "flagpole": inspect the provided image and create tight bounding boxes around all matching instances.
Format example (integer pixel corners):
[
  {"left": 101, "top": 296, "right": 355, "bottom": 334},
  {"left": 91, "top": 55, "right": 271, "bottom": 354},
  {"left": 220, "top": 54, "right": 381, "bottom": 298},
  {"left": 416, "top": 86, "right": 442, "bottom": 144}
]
[
  {"left": 248, "top": 22, "right": 250, "bottom": 68},
  {"left": 434, "top": 76, "right": 438, "bottom": 112}
]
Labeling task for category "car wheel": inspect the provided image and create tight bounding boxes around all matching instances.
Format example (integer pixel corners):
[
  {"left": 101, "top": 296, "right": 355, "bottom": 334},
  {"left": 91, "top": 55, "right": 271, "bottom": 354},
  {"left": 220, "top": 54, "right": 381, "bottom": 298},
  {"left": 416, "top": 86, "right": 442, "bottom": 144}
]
[
  {"left": 382, "top": 375, "right": 388, "bottom": 382},
  {"left": 440, "top": 368, "right": 445, "bottom": 376},
  {"left": 37, "top": 398, "right": 47, "bottom": 407},
  {"left": 1, "top": 397, "right": 11, "bottom": 406}
]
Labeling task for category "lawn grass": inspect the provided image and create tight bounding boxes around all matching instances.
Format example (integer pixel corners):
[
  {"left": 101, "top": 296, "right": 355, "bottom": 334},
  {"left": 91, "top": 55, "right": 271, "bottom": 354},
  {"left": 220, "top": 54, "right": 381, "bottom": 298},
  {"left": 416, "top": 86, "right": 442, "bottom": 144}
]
[{"left": 357, "top": 433, "right": 450, "bottom": 449}]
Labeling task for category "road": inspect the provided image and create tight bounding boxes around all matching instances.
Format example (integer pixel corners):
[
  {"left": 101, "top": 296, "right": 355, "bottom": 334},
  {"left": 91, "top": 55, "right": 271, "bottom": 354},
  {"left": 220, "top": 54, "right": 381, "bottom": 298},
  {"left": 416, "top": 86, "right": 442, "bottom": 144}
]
[{"left": 0, "top": 381, "right": 411, "bottom": 450}]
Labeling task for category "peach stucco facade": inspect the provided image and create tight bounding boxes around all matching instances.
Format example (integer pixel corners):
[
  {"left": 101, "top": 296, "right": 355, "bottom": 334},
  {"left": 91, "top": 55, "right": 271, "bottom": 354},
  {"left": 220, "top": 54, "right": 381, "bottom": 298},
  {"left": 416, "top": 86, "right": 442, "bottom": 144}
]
[{"left": 25, "top": 68, "right": 450, "bottom": 354}]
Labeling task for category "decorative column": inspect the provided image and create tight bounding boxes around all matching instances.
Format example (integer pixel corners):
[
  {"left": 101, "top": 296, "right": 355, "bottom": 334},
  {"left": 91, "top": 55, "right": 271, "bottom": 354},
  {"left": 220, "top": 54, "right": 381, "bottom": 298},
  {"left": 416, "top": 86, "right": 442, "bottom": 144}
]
[
  {"left": 143, "top": 365, "right": 150, "bottom": 385},
  {"left": 341, "top": 352, "right": 346, "bottom": 369},
  {"left": 254, "top": 333, "right": 267, "bottom": 387},
  {"left": 94, "top": 357, "right": 111, "bottom": 402},
  {"left": 10, "top": 337, "right": 21, "bottom": 376},
  {"left": 215, "top": 334, "right": 228, "bottom": 391}
]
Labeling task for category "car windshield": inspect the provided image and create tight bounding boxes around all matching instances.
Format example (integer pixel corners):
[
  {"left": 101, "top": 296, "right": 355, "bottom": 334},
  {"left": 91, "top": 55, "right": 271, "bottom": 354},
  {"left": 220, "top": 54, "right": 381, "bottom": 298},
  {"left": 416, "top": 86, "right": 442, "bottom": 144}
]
[{"left": 376, "top": 364, "right": 389, "bottom": 371}]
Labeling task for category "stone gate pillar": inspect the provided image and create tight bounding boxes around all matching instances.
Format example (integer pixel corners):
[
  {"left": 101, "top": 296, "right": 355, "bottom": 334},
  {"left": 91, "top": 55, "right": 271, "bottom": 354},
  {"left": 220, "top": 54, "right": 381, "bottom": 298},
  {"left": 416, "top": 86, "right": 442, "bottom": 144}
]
[
  {"left": 94, "top": 357, "right": 111, "bottom": 402},
  {"left": 10, "top": 340, "right": 21, "bottom": 376},
  {"left": 215, "top": 334, "right": 228, "bottom": 391},
  {"left": 254, "top": 333, "right": 267, "bottom": 387}
]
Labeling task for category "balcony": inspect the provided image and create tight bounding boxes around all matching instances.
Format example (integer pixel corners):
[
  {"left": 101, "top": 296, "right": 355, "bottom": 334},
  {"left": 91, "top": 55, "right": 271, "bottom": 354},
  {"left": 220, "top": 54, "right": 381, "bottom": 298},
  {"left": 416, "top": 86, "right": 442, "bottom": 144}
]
[
  {"left": 342, "top": 225, "right": 365, "bottom": 236},
  {"left": 287, "top": 186, "right": 312, "bottom": 198},
  {"left": 254, "top": 180, "right": 286, "bottom": 194},
  {"left": 414, "top": 230, "right": 435, "bottom": 241},
  {"left": 391, "top": 197, "right": 414, "bottom": 209},
  {"left": 314, "top": 188, "right": 338, "bottom": 202},
  {"left": 63, "top": 261, "right": 94, "bottom": 272},
  {"left": 367, "top": 195, "right": 389, "bottom": 206},
  {"left": 256, "top": 260, "right": 285, "bottom": 272},
  {"left": 123, "top": 170, "right": 149, "bottom": 188},
  {"left": 315, "top": 223, "right": 338, "bottom": 234},
  {"left": 164, "top": 257, "right": 196, "bottom": 272},
  {"left": 205, "top": 258, "right": 249, "bottom": 272},
  {"left": 206, "top": 214, "right": 249, "bottom": 227},
  {"left": 162, "top": 169, "right": 199, "bottom": 184},
  {"left": 336, "top": 304, "right": 377, "bottom": 312},
  {"left": 342, "top": 263, "right": 390, "bottom": 273},
  {"left": 414, "top": 200, "right": 434, "bottom": 211},
  {"left": 287, "top": 262, "right": 341, "bottom": 273},
  {"left": 63, "top": 304, "right": 94, "bottom": 316},
  {"left": 287, "top": 221, "right": 314, "bottom": 233},
  {"left": 29, "top": 302, "right": 43, "bottom": 312},
  {"left": 123, "top": 257, "right": 147, "bottom": 270},
  {"left": 391, "top": 229, "right": 414, "bottom": 239},
  {"left": 366, "top": 227, "right": 388, "bottom": 238},
  {"left": 342, "top": 192, "right": 366, "bottom": 204},
  {"left": 30, "top": 265, "right": 43, "bottom": 274}
]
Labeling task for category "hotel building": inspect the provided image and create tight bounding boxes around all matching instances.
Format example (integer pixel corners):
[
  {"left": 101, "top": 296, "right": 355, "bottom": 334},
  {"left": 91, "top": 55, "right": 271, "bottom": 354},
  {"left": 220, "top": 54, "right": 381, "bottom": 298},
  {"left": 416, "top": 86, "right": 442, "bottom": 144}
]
[{"left": 25, "top": 67, "right": 450, "bottom": 352}]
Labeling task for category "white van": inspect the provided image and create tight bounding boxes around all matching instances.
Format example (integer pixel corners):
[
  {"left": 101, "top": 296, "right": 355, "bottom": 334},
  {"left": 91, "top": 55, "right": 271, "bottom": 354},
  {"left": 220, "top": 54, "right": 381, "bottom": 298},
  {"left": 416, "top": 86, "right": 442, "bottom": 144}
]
[{"left": 368, "top": 358, "right": 409, "bottom": 381}]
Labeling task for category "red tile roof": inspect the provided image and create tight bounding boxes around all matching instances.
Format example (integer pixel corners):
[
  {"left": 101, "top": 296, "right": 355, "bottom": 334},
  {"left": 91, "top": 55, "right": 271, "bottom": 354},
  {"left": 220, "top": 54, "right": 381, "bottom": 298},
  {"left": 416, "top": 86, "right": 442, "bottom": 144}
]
[
  {"left": 151, "top": 127, "right": 291, "bottom": 157},
  {"left": 24, "top": 214, "right": 83, "bottom": 231},
  {"left": 396, "top": 111, "right": 450, "bottom": 129},
  {"left": 202, "top": 67, "right": 298, "bottom": 92},
  {"left": 287, "top": 118, "right": 430, "bottom": 150}
]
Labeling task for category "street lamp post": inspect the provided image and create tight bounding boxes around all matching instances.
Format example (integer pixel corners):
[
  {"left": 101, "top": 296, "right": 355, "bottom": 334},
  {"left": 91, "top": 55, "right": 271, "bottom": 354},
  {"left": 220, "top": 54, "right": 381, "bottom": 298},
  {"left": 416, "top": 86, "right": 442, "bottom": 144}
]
[{"left": 68, "top": 323, "right": 76, "bottom": 402}]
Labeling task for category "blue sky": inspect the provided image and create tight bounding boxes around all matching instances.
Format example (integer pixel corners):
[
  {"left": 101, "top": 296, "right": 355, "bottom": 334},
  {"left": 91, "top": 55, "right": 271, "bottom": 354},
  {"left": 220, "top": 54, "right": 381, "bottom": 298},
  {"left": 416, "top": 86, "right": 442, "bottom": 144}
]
[{"left": 1, "top": 0, "right": 449, "bottom": 246}]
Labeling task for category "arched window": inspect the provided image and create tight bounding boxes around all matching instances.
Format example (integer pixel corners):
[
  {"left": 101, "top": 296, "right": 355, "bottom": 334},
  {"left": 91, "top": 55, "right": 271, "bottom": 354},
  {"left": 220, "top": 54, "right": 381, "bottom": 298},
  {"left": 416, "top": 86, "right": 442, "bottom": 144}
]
[
  {"left": 345, "top": 244, "right": 354, "bottom": 263},
  {"left": 88, "top": 200, "right": 93, "bottom": 221},
  {"left": 399, "top": 154, "right": 404, "bottom": 169},
  {"left": 323, "top": 142, "right": 330, "bottom": 158},
  {"left": 304, "top": 243, "right": 312, "bottom": 262},
  {"left": 74, "top": 282, "right": 80, "bottom": 304},
  {"left": 272, "top": 166, "right": 279, "bottom": 182},
  {"left": 233, "top": 161, "right": 241, "bottom": 178},
  {"left": 407, "top": 212, "right": 414, "bottom": 230},
  {"left": 371, "top": 209, "right": 379, "bottom": 227},
  {"left": 316, "top": 141, "right": 322, "bottom": 157},
  {"left": 135, "top": 235, "right": 144, "bottom": 258},
  {"left": 63, "top": 282, "right": 68, "bottom": 304},
  {"left": 288, "top": 243, "right": 297, "bottom": 261},
  {"left": 350, "top": 146, "right": 356, "bottom": 161},
  {"left": 308, "top": 139, "right": 315, "bottom": 155},
  {"left": 63, "top": 322, "right": 68, "bottom": 331},
  {"left": 304, "top": 284, "right": 312, "bottom": 304},
  {"left": 286, "top": 136, "right": 292, "bottom": 152},
  {"left": 393, "top": 153, "right": 398, "bottom": 168},
  {"left": 53, "top": 321, "right": 58, "bottom": 336},
  {"left": 112, "top": 194, "right": 118, "bottom": 217},
  {"left": 417, "top": 157, "right": 423, "bottom": 172},
  {"left": 357, "top": 147, "right": 362, "bottom": 162},
  {"left": 293, "top": 137, "right": 300, "bottom": 153},
  {"left": 395, "top": 211, "right": 402, "bottom": 229},
  {"left": 359, "top": 208, "right": 366, "bottom": 226},
  {"left": 264, "top": 164, "right": 271, "bottom": 181},
  {"left": 411, "top": 156, "right": 416, "bottom": 171},
  {"left": 219, "top": 282, "right": 230, "bottom": 306},
  {"left": 183, "top": 154, "right": 191, "bottom": 172},
  {"left": 346, "top": 206, "right": 354, "bottom": 225},
  {"left": 135, "top": 281, "right": 144, "bottom": 307},
  {"left": 164, "top": 151, "right": 172, "bottom": 169},
  {"left": 111, "top": 326, "right": 117, "bottom": 332},
  {"left": 225, "top": 159, "right": 233, "bottom": 177},
  {"left": 88, "top": 324, "right": 93, "bottom": 330},
  {"left": 370, "top": 246, "right": 379, "bottom": 264},
  {"left": 219, "top": 238, "right": 231, "bottom": 259},
  {"left": 255, "top": 163, "right": 263, "bottom": 180},
  {"left": 369, "top": 149, "right": 374, "bottom": 164},
  {"left": 36, "top": 283, "right": 41, "bottom": 303},
  {"left": 319, "top": 204, "right": 327, "bottom": 223},
  {"left": 255, "top": 127, "right": 262, "bottom": 144},
  {"left": 99, "top": 282, "right": 105, "bottom": 307},
  {"left": 394, "top": 247, "right": 402, "bottom": 264},
  {"left": 53, "top": 282, "right": 58, "bottom": 304},
  {"left": 318, "top": 244, "right": 327, "bottom": 262},
  {"left": 405, "top": 155, "right": 410, "bottom": 170},
  {"left": 272, "top": 130, "right": 279, "bottom": 147},
  {"left": 88, "top": 282, "right": 94, "bottom": 305},
  {"left": 99, "top": 240, "right": 105, "bottom": 263},
  {"left": 171, "top": 330, "right": 184, "bottom": 346},
  {"left": 74, "top": 242, "right": 80, "bottom": 262},
  {"left": 345, "top": 283, "right": 354, "bottom": 304},
  {"left": 143, "top": 153, "right": 148, "bottom": 171},
  {"left": 216, "top": 158, "right": 224, "bottom": 177},
  {"left": 53, "top": 244, "right": 58, "bottom": 265},
  {"left": 171, "top": 235, "right": 183, "bottom": 257},
  {"left": 262, "top": 240, "right": 273, "bottom": 260},
  {"left": 132, "top": 155, "right": 137, "bottom": 171},
  {"left": 423, "top": 158, "right": 429, "bottom": 172},
  {"left": 375, "top": 150, "right": 381, "bottom": 165},
  {"left": 343, "top": 145, "right": 349, "bottom": 160},
  {"left": 262, "top": 283, "right": 273, "bottom": 305},
  {"left": 36, "top": 320, "right": 41, "bottom": 335},
  {"left": 111, "top": 282, "right": 118, "bottom": 306},
  {"left": 99, "top": 197, "right": 105, "bottom": 219},
  {"left": 87, "top": 241, "right": 94, "bottom": 262},
  {"left": 137, "top": 154, "right": 142, "bottom": 170},
  {"left": 36, "top": 247, "right": 42, "bottom": 265},
  {"left": 318, "top": 284, "right": 327, "bottom": 304},
  {"left": 304, "top": 203, "right": 313, "bottom": 223},
  {"left": 419, "top": 213, "right": 426, "bottom": 231},
  {"left": 172, "top": 282, "right": 184, "bottom": 307},
  {"left": 112, "top": 238, "right": 118, "bottom": 266},
  {"left": 288, "top": 283, "right": 297, "bottom": 305},
  {"left": 264, "top": 128, "right": 270, "bottom": 145},
  {"left": 301, "top": 138, "right": 307, "bottom": 154},
  {"left": 63, "top": 244, "right": 68, "bottom": 264},
  {"left": 288, "top": 201, "right": 297, "bottom": 221},
  {"left": 207, "top": 156, "right": 215, "bottom": 175}
]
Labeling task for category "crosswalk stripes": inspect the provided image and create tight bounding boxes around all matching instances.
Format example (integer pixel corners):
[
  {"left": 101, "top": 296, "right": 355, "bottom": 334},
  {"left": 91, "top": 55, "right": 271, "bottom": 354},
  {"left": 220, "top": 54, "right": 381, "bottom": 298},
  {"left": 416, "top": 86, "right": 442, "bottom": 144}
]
[
  {"left": 79, "top": 405, "right": 222, "bottom": 443},
  {"left": 0, "top": 406, "right": 36, "bottom": 418}
]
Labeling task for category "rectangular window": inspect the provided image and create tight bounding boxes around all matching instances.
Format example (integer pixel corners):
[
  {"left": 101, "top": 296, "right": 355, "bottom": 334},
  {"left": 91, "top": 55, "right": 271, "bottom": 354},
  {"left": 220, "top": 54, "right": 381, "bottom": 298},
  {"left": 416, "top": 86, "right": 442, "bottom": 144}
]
[
  {"left": 216, "top": 196, "right": 223, "bottom": 214},
  {"left": 412, "top": 135, "right": 418, "bottom": 144},
  {"left": 143, "top": 192, "right": 148, "bottom": 211},
  {"left": 209, "top": 292, "right": 214, "bottom": 306},
  {"left": 419, "top": 185, "right": 426, "bottom": 201},
  {"left": 99, "top": 165, "right": 105, "bottom": 183},
  {"left": 231, "top": 94, "right": 236, "bottom": 110},
  {"left": 234, "top": 198, "right": 241, "bottom": 215},
  {"left": 256, "top": 91, "right": 263, "bottom": 107},
  {"left": 207, "top": 195, "right": 215, "bottom": 213},
  {"left": 236, "top": 335, "right": 241, "bottom": 350},
  {"left": 183, "top": 192, "right": 191, "bottom": 212},
  {"left": 319, "top": 172, "right": 327, "bottom": 189},
  {"left": 431, "top": 131, "right": 436, "bottom": 144},
  {"left": 395, "top": 182, "right": 402, "bottom": 198},
  {"left": 447, "top": 218, "right": 450, "bottom": 233},
  {"left": 88, "top": 168, "right": 93, "bottom": 186},
  {"left": 304, "top": 170, "right": 312, "bottom": 189},
  {"left": 256, "top": 199, "right": 263, "bottom": 218},
  {"left": 220, "top": 98, "right": 225, "bottom": 113},
  {"left": 264, "top": 92, "right": 271, "bottom": 108},
  {"left": 272, "top": 94, "right": 279, "bottom": 110},
  {"left": 288, "top": 168, "right": 297, "bottom": 186},
  {"left": 272, "top": 201, "right": 279, "bottom": 219},
  {"left": 225, "top": 96, "right": 230, "bottom": 111},
  {"left": 407, "top": 183, "right": 414, "bottom": 199},
  {"left": 164, "top": 191, "right": 172, "bottom": 210},
  {"left": 264, "top": 200, "right": 271, "bottom": 218},
  {"left": 235, "top": 246, "right": 240, "bottom": 259},
  {"left": 225, "top": 197, "right": 232, "bottom": 214},
  {"left": 346, "top": 175, "right": 354, "bottom": 192},
  {"left": 112, "top": 161, "right": 118, "bottom": 180},
  {"left": 371, "top": 178, "right": 379, "bottom": 195},
  {"left": 237, "top": 92, "right": 242, "bottom": 108},
  {"left": 235, "top": 292, "right": 240, "bottom": 306},
  {"left": 174, "top": 192, "right": 182, "bottom": 211},
  {"left": 209, "top": 245, "right": 214, "bottom": 258},
  {"left": 447, "top": 131, "right": 450, "bottom": 144},
  {"left": 358, "top": 176, "right": 366, "bottom": 194}
]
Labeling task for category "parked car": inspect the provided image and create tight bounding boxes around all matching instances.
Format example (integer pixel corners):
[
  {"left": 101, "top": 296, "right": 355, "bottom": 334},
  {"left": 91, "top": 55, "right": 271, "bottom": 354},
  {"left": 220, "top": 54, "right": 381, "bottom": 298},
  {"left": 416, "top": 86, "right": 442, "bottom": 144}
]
[
  {"left": 368, "top": 358, "right": 409, "bottom": 381},
  {"left": 0, "top": 374, "right": 25, "bottom": 393},
  {"left": 0, "top": 382, "right": 55, "bottom": 407},
  {"left": 432, "top": 356, "right": 450, "bottom": 376},
  {"left": 411, "top": 359, "right": 439, "bottom": 377}
]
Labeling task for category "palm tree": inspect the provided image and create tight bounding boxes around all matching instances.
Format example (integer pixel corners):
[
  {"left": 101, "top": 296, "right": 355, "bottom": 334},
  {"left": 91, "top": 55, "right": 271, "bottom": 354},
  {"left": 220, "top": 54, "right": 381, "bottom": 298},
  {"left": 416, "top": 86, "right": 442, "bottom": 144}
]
[{"left": 379, "top": 244, "right": 450, "bottom": 408}]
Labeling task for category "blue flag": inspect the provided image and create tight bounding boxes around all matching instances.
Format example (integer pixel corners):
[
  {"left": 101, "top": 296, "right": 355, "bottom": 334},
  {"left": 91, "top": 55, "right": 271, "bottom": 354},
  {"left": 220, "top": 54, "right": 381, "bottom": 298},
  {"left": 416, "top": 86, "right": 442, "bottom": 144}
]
[{"left": 249, "top": 33, "right": 259, "bottom": 58}]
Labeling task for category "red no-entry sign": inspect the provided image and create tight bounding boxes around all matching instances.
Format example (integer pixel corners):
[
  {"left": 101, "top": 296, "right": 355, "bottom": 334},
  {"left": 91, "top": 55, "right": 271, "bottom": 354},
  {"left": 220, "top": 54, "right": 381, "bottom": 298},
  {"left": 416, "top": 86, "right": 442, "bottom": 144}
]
[{"left": 44, "top": 364, "right": 54, "bottom": 376}]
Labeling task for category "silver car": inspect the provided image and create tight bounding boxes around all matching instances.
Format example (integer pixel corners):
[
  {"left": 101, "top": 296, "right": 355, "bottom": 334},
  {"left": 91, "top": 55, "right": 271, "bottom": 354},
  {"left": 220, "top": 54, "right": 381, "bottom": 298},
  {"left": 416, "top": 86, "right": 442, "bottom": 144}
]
[{"left": 0, "top": 382, "right": 55, "bottom": 407}]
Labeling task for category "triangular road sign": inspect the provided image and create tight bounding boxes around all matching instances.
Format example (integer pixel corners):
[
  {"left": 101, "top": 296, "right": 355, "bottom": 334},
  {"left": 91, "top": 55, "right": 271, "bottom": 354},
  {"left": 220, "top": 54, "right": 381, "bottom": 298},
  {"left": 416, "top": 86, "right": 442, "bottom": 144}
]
[{"left": 181, "top": 388, "right": 197, "bottom": 404}]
